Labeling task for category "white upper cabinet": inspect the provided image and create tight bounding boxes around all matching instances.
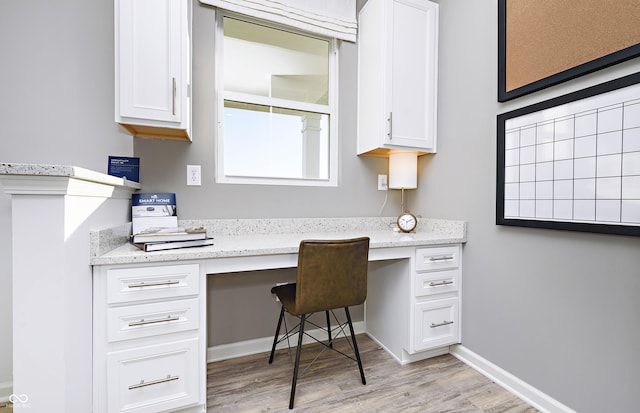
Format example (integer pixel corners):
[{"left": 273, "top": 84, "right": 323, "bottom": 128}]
[
  {"left": 115, "top": 0, "right": 191, "bottom": 141},
  {"left": 357, "top": 0, "right": 439, "bottom": 156}
]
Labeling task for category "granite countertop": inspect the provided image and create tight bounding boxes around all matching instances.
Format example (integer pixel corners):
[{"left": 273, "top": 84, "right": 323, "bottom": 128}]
[
  {"left": 91, "top": 217, "right": 467, "bottom": 266},
  {"left": 0, "top": 162, "right": 141, "bottom": 190}
]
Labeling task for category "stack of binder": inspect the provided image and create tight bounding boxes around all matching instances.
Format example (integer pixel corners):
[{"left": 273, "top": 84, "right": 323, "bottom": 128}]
[{"left": 131, "top": 227, "right": 214, "bottom": 252}]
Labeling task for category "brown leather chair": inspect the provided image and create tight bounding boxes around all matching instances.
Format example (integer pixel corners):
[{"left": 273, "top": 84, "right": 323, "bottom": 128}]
[{"left": 268, "top": 237, "right": 370, "bottom": 409}]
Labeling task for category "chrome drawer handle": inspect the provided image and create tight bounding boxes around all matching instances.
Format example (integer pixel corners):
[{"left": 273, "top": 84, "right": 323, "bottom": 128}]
[
  {"left": 127, "top": 280, "right": 179, "bottom": 288},
  {"left": 129, "top": 374, "right": 179, "bottom": 390},
  {"left": 429, "top": 255, "right": 454, "bottom": 262},
  {"left": 430, "top": 320, "right": 454, "bottom": 328},
  {"left": 172, "top": 77, "right": 177, "bottom": 116},
  {"left": 128, "top": 315, "right": 180, "bottom": 327},
  {"left": 429, "top": 280, "right": 454, "bottom": 287}
]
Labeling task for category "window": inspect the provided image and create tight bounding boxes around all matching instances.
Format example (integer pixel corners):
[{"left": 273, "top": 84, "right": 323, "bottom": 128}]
[{"left": 215, "top": 13, "right": 339, "bottom": 186}]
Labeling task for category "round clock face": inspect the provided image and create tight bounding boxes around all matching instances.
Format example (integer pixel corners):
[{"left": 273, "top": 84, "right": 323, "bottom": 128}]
[{"left": 397, "top": 213, "right": 417, "bottom": 233}]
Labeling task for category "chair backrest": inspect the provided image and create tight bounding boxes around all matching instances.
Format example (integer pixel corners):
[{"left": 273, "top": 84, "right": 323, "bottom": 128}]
[{"left": 293, "top": 237, "right": 370, "bottom": 315}]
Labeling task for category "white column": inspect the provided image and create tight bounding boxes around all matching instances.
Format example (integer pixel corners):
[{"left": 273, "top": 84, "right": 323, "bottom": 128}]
[
  {"left": 0, "top": 165, "right": 138, "bottom": 413},
  {"left": 301, "top": 113, "right": 323, "bottom": 179}
]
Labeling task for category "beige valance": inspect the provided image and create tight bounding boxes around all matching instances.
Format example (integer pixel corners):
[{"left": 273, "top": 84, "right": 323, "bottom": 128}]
[{"left": 199, "top": 0, "right": 357, "bottom": 42}]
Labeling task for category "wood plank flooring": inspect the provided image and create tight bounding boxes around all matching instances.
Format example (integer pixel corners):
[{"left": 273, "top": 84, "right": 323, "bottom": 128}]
[
  {"left": 0, "top": 401, "right": 11, "bottom": 413},
  {"left": 207, "top": 334, "right": 539, "bottom": 412}
]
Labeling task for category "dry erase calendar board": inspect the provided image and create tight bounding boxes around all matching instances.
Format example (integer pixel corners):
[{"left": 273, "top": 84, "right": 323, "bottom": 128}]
[{"left": 497, "top": 73, "right": 640, "bottom": 237}]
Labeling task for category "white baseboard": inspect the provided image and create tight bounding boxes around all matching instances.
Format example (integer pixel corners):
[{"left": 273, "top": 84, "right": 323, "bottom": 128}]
[
  {"left": 450, "top": 345, "right": 576, "bottom": 413},
  {"left": 207, "top": 321, "right": 365, "bottom": 363},
  {"left": 0, "top": 380, "right": 12, "bottom": 403}
]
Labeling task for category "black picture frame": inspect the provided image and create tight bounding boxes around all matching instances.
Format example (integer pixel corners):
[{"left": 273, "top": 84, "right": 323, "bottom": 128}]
[
  {"left": 496, "top": 72, "right": 640, "bottom": 237},
  {"left": 498, "top": 0, "right": 640, "bottom": 102}
]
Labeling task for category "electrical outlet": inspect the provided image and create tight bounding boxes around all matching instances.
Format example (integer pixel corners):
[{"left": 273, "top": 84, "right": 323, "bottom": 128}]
[
  {"left": 378, "top": 174, "right": 388, "bottom": 191},
  {"left": 187, "top": 165, "right": 201, "bottom": 186}
]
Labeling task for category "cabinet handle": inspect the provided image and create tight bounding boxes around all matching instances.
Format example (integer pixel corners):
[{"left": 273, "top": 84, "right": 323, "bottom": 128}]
[
  {"left": 430, "top": 320, "right": 454, "bottom": 328},
  {"left": 127, "top": 280, "right": 179, "bottom": 288},
  {"left": 128, "top": 374, "right": 179, "bottom": 390},
  {"left": 128, "top": 315, "right": 180, "bottom": 327},
  {"left": 387, "top": 112, "right": 393, "bottom": 139},
  {"left": 428, "top": 280, "right": 454, "bottom": 287},
  {"left": 429, "top": 255, "right": 454, "bottom": 262},
  {"left": 172, "top": 77, "right": 177, "bottom": 116}
]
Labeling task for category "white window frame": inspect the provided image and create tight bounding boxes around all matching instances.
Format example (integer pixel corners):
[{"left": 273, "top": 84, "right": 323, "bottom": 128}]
[{"left": 214, "top": 11, "right": 340, "bottom": 187}]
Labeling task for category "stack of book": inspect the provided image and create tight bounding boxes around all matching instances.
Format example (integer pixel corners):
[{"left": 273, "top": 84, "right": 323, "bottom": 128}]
[
  {"left": 131, "top": 227, "right": 214, "bottom": 252},
  {"left": 131, "top": 193, "right": 213, "bottom": 252}
]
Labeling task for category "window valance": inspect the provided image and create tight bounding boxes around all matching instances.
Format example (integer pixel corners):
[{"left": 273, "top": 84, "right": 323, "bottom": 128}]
[{"left": 199, "top": 0, "right": 357, "bottom": 42}]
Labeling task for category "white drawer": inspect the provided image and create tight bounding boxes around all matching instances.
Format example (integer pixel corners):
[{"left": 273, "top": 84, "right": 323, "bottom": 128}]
[
  {"left": 415, "top": 245, "right": 460, "bottom": 272},
  {"left": 107, "top": 338, "right": 200, "bottom": 413},
  {"left": 414, "top": 269, "right": 459, "bottom": 297},
  {"left": 413, "top": 298, "right": 459, "bottom": 351},
  {"left": 107, "top": 264, "right": 199, "bottom": 304},
  {"left": 108, "top": 298, "right": 200, "bottom": 343}
]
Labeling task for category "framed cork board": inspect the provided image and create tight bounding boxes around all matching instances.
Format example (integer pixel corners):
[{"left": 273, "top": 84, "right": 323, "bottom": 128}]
[{"left": 498, "top": 0, "right": 640, "bottom": 102}]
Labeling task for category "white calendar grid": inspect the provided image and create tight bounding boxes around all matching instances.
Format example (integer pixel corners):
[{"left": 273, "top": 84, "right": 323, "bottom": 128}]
[{"left": 503, "top": 82, "right": 640, "bottom": 226}]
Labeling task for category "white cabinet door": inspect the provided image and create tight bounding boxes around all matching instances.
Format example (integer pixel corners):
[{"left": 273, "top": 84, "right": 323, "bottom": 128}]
[
  {"left": 115, "top": 0, "right": 191, "bottom": 140},
  {"left": 357, "top": 0, "right": 438, "bottom": 155},
  {"left": 107, "top": 338, "right": 200, "bottom": 413},
  {"left": 413, "top": 297, "right": 459, "bottom": 351}
]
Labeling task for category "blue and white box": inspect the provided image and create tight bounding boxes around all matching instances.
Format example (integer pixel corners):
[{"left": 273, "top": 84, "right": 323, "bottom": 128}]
[{"left": 131, "top": 193, "right": 178, "bottom": 234}]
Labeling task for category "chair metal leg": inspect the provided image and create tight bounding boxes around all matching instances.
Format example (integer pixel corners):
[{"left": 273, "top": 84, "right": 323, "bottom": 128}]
[
  {"left": 289, "top": 314, "right": 306, "bottom": 409},
  {"left": 325, "top": 310, "right": 332, "bottom": 347},
  {"left": 344, "top": 307, "right": 366, "bottom": 385},
  {"left": 269, "top": 306, "right": 285, "bottom": 364}
]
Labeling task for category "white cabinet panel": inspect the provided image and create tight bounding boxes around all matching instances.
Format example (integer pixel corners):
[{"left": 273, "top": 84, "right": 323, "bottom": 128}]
[
  {"left": 415, "top": 245, "right": 460, "bottom": 272},
  {"left": 357, "top": 0, "right": 438, "bottom": 156},
  {"left": 94, "top": 262, "right": 205, "bottom": 412},
  {"left": 107, "top": 338, "right": 200, "bottom": 413},
  {"left": 413, "top": 298, "right": 459, "bottom": 351},
  {"left": 108, "top": 298, "right": 199, "bottom": 342},
  {"left": 107, "top": 264, "right": 199, "bottom": 304},
  {"left": 414, "top": 269, "right": 459, "bottom": 297},
  {"left": 115, "top": 0, "right": 191, "bottom": 140}
]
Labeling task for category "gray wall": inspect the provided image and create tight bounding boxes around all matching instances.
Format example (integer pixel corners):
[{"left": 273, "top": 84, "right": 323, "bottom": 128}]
[
  {"left": 428, "top": 2, "right": 640, "bottom": 413},
  {"left": 1, "top": 0, "right": 639, "bottom": 411}
]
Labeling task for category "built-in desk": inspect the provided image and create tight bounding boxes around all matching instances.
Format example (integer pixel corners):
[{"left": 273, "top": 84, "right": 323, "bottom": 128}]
[
  {"left": 0, "top": 165, "right": 467, "bottom": 413},
  {"left": 90, "top": 218, "right": 466, "bottom": 413}
]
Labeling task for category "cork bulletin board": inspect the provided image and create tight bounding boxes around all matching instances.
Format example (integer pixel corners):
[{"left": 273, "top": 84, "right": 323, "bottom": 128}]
[{"left": 498, "top": 0, "right": 640, "bottom": 102}]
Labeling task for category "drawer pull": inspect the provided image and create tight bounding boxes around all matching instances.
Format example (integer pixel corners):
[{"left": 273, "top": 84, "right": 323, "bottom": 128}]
[
  {"left": 128, "top": 315, "right": 180, "bottom": 327},
  {"left": 429, "top": 255, "right": 454, "bottom": 262},
  {"left": 129, "top": 374, "right": 179, "bottom": 390},
  {"left": 127, "top": 280, "right": 179, "bottom": 289},
  {"left": 430, "top": 320, "right": 454, "bottom": 328},
  {"left": 429, "top": 280, "right": 454, "bottom": 287},
  {"left": 172, "top": 77, "right": 177, "bottom": 116}
]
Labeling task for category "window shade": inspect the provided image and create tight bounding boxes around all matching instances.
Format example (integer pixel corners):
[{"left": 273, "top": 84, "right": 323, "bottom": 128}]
[{"left": 199, "top": 0, "right": 357, "bottom": 42}]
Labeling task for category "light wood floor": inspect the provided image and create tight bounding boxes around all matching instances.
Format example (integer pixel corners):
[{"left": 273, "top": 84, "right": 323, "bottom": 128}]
[
  {"left": 207, "top": 334, "right": 539, "bottom": 412},
  {"left": 0, "top": 335, "right": 537, "bottom": 413}
]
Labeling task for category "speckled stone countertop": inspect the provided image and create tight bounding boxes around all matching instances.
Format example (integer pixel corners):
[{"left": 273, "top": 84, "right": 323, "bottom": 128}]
[
  {"left": 90, "top": 217, "right": 467, "bottom": 266},
  {"left": 0, "top": 162, "right": 141, "bottom": 190}
]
